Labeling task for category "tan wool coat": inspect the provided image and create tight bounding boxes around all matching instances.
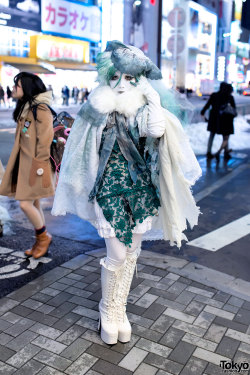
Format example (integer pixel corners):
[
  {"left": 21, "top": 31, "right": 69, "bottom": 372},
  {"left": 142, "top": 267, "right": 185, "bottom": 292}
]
[{"left": 0, "top": 91, "right": 55, "bottom": 201}]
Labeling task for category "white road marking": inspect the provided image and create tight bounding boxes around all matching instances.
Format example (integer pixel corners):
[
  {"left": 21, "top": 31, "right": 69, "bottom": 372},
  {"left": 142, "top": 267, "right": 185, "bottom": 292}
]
[{"left": 187, "top": 213, "right": 250, "bottom": 251}]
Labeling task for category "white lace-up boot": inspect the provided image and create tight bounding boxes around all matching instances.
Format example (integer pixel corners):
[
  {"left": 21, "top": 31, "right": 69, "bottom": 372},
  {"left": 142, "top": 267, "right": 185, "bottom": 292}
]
[
  {"left": 98, "top": 258, "right": 120, "bottom": 345},
  {"left": 116, "top": 250, "right": 139, "bottom": 343}
]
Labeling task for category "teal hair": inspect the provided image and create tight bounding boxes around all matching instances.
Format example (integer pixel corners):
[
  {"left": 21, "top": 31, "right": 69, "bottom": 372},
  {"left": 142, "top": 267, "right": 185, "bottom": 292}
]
[{"left": 96, "top": 51, "right": 116, "bottom": 85}]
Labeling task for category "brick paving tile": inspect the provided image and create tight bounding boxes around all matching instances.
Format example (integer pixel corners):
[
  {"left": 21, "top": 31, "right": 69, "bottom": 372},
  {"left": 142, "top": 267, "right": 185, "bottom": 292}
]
[
  {"left": 29, "top": 323, "right": 62, "bottom": 339},
  {"left": 9, "top": 305, "right": 33, "bottom": 318},
  {"left": 153, "top": 269, "right": 168, "bottom": 278},
  {"left": 166, "top": 273, "right": 180, "bottom": 281},
  {"left": 36, "top": 304, "right": 55, "bottom": 315},
  {"left": 204, "top": 324, "right": 227, "bottom": 343},
  {"left": 6, "top": 343, "right": 41, "bottom": 369},
  {"left": 31, "top": 293, "right": 52, "bottom": 304},
  {"left": 40, "top": 288, "right": 61, "bottom": 297},
  {"left": 0, "top": 298, "right": 20, "bottom": 315},
  {"left": 0, "top": 332, "right": 13, "bottom": 345},
  {"left": 48, "top": 302, "right": 77, "bottom": 319},
  {"left": 0, "top": 344, "right": 16, "bottom": 361},
  {"left": 5, "top": 330, "right": 38, "bottom": 351},
  {"left": 132, "top": 324, "right": 163, "bottom": 342},
  {"left": 65, "top": 286, "right": 92, "bottom": 299},
  {"left": 205, "top": 363, "right": 226, "bottom": 375},
  {"left": 31, "top": 335, "right": 67, "bottom": 354},
  {"left": 182, "top": 333, "right": 217, "bottom": 352},
  {"left": 0, "top": 360, "right": 16, "bottom": 374},
  {"left": 86, "top": 371, "right": 103, "bottom": 375},
  {"left": 213, "top": 291, "right": 230, "bottom": 303},
  {"left": 215, "top": 336, "right": 240, "bottom": 358},
  {"left": 118, "top": 347, "right": 148, "bottom": 371},
  {"left": 178, "top": 277, "right": 192, "bottom": 286},
  {"left": 27, "top": 312, "right": 58, "bottom": 327},
  {"left": 72, "top": 306, "right": 99, "bottom": 320},
  {"left": 136, "top": 337, "right": 172, "bottom": 357},
  {"left": 86, "top": 343, "right": 124, "bottom": 364},
  {"left": 150, "top": 315, "right": 175, "bottom": 334},
  {"left": 1, "top": 312, "right": 22, "bottom": 324},
  {"left": 49, "top": 282, "right": 69, "bottom": 292},
  {"left": 164, "top": 308, "right": 195, "bottom": 324},
  {"left": 126, "top": 303, "right": 146, "bottom": 316},
  {"left": 135, "top": 293, "right": 159, "bottom": 309},
  {"left": 144, "top": 353, "right": 183, "bottom": 374},
  {"left": 34, "top": 350, "right": 72, "bottom": 371},
  {"left": 234, "top": 350, "right": 250, "bottom": 364},
  {"left": 167, "top": 282, "right": 188, "bottom": 296},
  {"left": 184, "top": 301, "right": 205, "bottom": 317},
  {"left": 130, "top": 284, "right": 151, "bottom": 298},
  {"left": 92, "top": 359, "right": 133, "bottom": 375},
  {"left": 175, "top": 291, "right": 195, "bottom": 306},
  {"left": 159, "top": 327, "right": 185, "bottom": 349},
  {"left": 172, "top": 321, "right": 206, "bottom": 338},
  {"left": 81, "top": 330, "right": 109, "bottom": 347},
  {"left": 0, "top": 317, "right": 15, "bottom": 331},
  {"left": 225, "top": 328, "right": 250, "bottom": 345},
  {"left": 76, "top": 317, "right": 99, "bottom": 332},
  {"left": 57, "top": 325, "right": 86, "bottom": 345},
  {"left": 142, "top": 302, "right": 166, "bottom": 320},
  {"left": 213, "top": 316, "right": 248, "bottom": 333},
  {"left": 227, "top": 296, "right": 244, "bottom": 308},
  {"left": 204, "top": 306, "right": 234, "bottom": 320},
  {"left": 4, "top": 318, "right": 35, "bottom": 337},
  {"left": 193, "top": 311, "right": 215, "bottom": 329},
  {"left": 127, "top": 312, "right": 153, "bottom": 328},
  {"left": 242, "top": 301, "right": 250, "bottom": 311},
  {"left": 168, "top": 341, "right": 196, "bottom": 365},
  {"left": 133, "top": 362, "right": 158, "bottom": 375},
  {"left": 111, "top": 335, "right": 140, "bottom": 355},
  {"left": 222, "top": 304, "right": 239, "bottom": 314},
  {"left": 192, "top": 347, "right": 230, "bottom": 366},
  {"left": 46, "top": 292, "right": 73, "bottom": 307},
  {"left": 157, "top": 297, "right": 186, "bottom": 312},
  {"left": 68, "top": 296, "right": 98, "bottom": 309},
  {"left": 85, "top": 281, "right": 101, "bottom": 293},
  {"left": 60, "top": 337, "right": 92, "bottom": 361},
  {"left": 21, "top": 299, "right": 43, "bottom": 311},
  {"left": 157, "top": 371, "right": 175, "bottom": 375},
  {"left": 186, "top": 287, "right": 214, "bottom": 298},
  {"left": 64, "top": 352, "right": 98, "bottom": 375},
  {"left": 147, "top": 288, "right": 177, "bottom": 301},
  {"left": 12, "top": 359, "right": 44, "bottom": 375},
  {"left": 88, "top": 290, "right": 102, "bottom": 303},
  {"left": 52, "top": 312, "right": 81, "bottom": 331},
  {"left": 194, "top": 295, "right": 224, "bottom": 309},
  {"left": 234, "top": 308, "right": 250, "bottom": 326},
  {"left": 179, "top": 357, "right": 207, "bottom": 375},
  {"left": 238, "top": 342, "right": 250, "bottom": 355}
]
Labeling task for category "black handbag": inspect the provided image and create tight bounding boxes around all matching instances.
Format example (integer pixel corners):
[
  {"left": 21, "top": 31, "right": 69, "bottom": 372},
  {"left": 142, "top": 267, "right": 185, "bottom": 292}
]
[{"left": 219, "top": 103, "right": 237, "bottom": 118}]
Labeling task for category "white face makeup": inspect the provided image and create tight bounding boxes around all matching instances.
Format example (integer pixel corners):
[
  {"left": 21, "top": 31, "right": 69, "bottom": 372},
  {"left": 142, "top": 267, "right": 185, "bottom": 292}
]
[{"left": 109, "top": 72, "right": 136, "bottom": 94}]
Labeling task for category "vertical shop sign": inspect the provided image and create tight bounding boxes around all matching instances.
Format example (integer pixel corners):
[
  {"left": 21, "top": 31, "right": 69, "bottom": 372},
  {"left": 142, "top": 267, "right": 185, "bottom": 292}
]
[{"left": 41, "top": 0, "right": 101, "bottom": 42}]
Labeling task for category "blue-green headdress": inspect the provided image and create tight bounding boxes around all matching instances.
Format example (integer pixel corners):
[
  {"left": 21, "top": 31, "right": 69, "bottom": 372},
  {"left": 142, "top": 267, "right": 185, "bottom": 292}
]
[
  {"left": 96, "top": 40, "right": 193, "bottom": 125},
  {"left": 97, "top": 40, "right": 162, "bottom": 85}
]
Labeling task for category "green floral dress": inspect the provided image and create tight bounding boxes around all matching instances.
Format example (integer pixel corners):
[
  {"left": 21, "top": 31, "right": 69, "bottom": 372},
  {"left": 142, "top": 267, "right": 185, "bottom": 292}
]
[{"left": 96, "top": 127, "right": 160, "bottom": 247}]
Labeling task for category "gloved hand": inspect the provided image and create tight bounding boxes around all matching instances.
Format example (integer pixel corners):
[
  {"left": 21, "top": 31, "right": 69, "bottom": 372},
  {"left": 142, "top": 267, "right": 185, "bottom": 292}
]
[{"left": 136, "top": 76, "right": 161, "bottom": 104}]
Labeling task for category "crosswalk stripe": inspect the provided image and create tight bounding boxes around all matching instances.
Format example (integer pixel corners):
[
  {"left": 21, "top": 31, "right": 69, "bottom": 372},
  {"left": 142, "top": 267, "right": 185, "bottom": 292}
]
[{"left": 187, "top": 214, "right": 250, "bottom": 251}]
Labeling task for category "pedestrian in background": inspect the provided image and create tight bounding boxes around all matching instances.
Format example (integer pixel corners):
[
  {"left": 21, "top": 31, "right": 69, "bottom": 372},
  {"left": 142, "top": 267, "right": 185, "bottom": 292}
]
[
  {"left": 52, "top": 40, "right": 201, "bottom": 345},
  {"left": 62, "top": 85, "right": 69, "bottom": 105},
  {"left": 0, "top": 72, "right": 54, "bottom": 259},
  {"left": 72, "top": 86, "right": 79, "bottom": 104},
  {"left": 0, "top": 85, "right": 5, "bottom": 106},
  {"left": 201, "top": 82, "right": 237, "bottom": 160}
]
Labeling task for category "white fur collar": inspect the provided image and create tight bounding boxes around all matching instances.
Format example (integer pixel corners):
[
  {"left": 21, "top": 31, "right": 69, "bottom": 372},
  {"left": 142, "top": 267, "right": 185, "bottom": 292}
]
[{"left": 89, "top": 85, "right": 146, "bottom": 117}]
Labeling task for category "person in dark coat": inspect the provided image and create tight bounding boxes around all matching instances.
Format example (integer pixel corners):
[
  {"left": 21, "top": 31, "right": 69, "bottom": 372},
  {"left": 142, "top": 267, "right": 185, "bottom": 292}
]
[{"left": 201, "top": 82, "right": 237, "bottom": 160}]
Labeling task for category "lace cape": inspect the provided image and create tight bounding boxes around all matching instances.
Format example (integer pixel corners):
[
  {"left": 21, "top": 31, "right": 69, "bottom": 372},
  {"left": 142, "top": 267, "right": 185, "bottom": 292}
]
[{"left": 52, "top": 95, "right": 201, "bottom": 247}]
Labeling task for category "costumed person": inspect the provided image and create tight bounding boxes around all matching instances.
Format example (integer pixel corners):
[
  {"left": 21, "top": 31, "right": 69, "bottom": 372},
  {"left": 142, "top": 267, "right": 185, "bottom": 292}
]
[
  {"left": 0, "top": 72, "right": 54, "bottom": 259},
  {"left": 52, "top": 41, "right": 201, "bottom": 345}
]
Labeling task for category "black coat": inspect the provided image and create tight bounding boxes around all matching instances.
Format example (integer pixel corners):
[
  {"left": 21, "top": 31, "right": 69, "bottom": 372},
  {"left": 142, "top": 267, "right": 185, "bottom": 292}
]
[{"left": 201, "top": 92, "right": 236, "bottom": 135}]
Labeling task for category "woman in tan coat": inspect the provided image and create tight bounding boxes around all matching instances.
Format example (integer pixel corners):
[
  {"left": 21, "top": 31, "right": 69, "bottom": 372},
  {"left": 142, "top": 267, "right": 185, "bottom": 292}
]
[{"left": 0, "top": 72, "right": 54, "bottom": 258}]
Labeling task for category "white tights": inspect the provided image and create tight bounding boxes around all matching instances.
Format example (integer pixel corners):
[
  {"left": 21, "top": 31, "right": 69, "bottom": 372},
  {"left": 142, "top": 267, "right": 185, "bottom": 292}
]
[{"left": 105, "top": 233, "right": 142, "bottom": 269}]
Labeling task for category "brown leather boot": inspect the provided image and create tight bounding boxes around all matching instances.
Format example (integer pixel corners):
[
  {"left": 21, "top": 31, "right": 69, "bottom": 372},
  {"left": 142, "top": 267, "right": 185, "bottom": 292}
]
[
  {"left": 32, "top": 231, "right": 52, "bottom": 259},
  {"left": 24, "top": 240, "right": 37, "bottom": 256}
]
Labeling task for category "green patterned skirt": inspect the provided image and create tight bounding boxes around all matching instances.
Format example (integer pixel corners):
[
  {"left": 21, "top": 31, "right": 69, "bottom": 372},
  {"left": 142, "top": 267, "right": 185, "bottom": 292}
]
[{"left": 96, "top": 141, "right": 160, "bottom": 246}]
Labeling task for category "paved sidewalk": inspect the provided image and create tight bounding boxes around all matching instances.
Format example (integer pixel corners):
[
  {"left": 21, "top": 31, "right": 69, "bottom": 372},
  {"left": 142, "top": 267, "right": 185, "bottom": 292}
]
[{"left": 1, "top": 249, "right": 250, "bottom": 375}]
